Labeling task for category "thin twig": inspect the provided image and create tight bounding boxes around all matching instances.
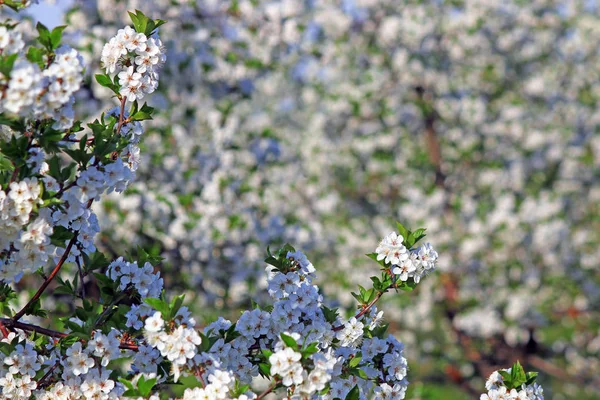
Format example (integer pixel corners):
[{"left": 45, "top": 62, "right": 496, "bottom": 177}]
[
  {"left": 37, "top": 362, "right": 60, "bottom": 388},
  {"left": 1, "top": 318, "right": 67, "bottom": 338},
  {"left": 0, "top": 317, "right": 140, "bottom": 350},
  {"left": 333, "top": 291, "right": 385, "bottom": 332},
  {"left": 12, "top": 236, "right": 79, "bottom": 322},
  {"left": 115, "top": 97, "right": 127, "bottom": 135},
  {"left": 256, "top": 381, "right": 279, "bottom": 399},
  {"left": 13, "top": 200, "right": 92, "bottom": 322},
  {"left": 75, "top": 256, "right": 86, "bottom": 298}
]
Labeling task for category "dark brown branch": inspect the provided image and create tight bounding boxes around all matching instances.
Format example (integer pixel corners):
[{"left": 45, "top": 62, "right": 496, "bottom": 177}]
[
  {"left": 12, "top": 235, "right": 79, "bottom": 322},
  {"left": 13, "top": 199, "right": 93, "bottom": 322},
  {"left": 0, "top": 317, "right": 139, "bottom": 350}
]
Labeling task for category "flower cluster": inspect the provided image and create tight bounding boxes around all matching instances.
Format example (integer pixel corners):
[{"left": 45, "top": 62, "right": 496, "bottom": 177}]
[
  {"left": 0, "top": 178, "right": 52, "bottom": 282},
  {"left": 0, "top": 338, "right": 40, "bottom": 399},
  {"left": 481, "top": 362, "right": 544, "bottom": 400},
  {"left": 144, "top": 306, "right": 201, "bottom": 380},
  {"left": 128, "top": 231, "right": 430, "bottom": 399},
  {"left": 375, "top": 232, "right": 438, "bottom": 284},
  {"left": 107, "top": 256, "right": 163, "bottom": 298},
  {"left": 0, "top": 10, "right": 165, "bottom": 284},
  {"left": 101, "top": 23, "right": 165, "bottom": 102},
  {"left": 181, "top": 370, "right": 252, "bottom": 400},
  {"left": 1, "top": 225, "right": 435, "bottom": 399},
  {"left": 0, "top": 27, "right": 84, "bottom": 129}
]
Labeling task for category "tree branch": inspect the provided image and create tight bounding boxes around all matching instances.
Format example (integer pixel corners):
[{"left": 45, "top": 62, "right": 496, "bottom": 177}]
[{"left": 0, "top": 317, "right": 139, "bottom": 350}]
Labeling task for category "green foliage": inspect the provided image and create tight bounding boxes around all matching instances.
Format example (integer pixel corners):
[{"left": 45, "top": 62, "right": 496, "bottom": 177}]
[
  {"left": 128, "top": 9, "right": 166, "bottom": 36},
  {"left": 95, "top": 73, "right": 120, "bottom": 94},
  {"left": 145, "top": 293, "right": 186, "bottom": 321},
  {"left": 344, "top": 385, "right": 360, "bottom": 400},
  {"left": 499, "top": 361, "right": 539, "bottom": 390},
  {"left": 130, "top": 101, "right": 155, "bottom": 121},
  {"left": 280, "top": 332, "right": 298, "bottom": 350},
  {"left": 120, "top": 375, "right": 157, "bottom": 398},
  {"left": 0, "top": 53, "right": 18, "bottom": 78},
  {"left": 351, "top": 285, "right": 377, "bottom": 306},
  {"left": 127, "top": 245, "right": 164, "bottom": 266},
  {"left": 264, "top": 244, "right": 297, "bottom": 273},
  {"left": 36, "top": 23, "right": 66, "bottom": 51},
  {"left": 0, "top": 282, "right": 17, "bottom": 317}
]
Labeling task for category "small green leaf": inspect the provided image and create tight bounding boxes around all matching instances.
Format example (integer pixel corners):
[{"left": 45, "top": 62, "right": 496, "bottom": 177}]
[
  {"left": 169, "top": 294, "right": 186, "bottom": 320},
  {"left": 258, "top": 363, "right": 271, "bottom": 377},
  {"left": 50, "top": 26, "right": 67, "bottom": 50},
  {"left": 138, "top": 376, "right": 157, "bottom": 397},
  {"left": 0, "top": 53, "right": 19, "bottom": 78},
  {"left": 144, "top": 297, "right": 170, "bottom": 318},
  {"left": 36, "top": 22, "right": 52, "bottom": 50},
  {"left": 345, "top": 385, "right": 360, "bottom": 400},
  {"left": 395, "top": 222, "right": 410, "bottom": 241},
  {"left": 26, "top": 47, "right": 45, "bottom": 67},
  {"left": 348, "top": 353, "right": 362, "bottom": 368},
  {"left": 280, "top": 333, "right": 298, "bottom": 350},
  {"left": 95, "top": 74, "right": 120, "bottom": 93}
]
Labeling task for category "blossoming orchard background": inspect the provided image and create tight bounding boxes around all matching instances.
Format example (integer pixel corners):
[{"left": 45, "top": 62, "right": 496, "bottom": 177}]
[{"left": 1, "top": 0, "right": 599, "bottom": 399}]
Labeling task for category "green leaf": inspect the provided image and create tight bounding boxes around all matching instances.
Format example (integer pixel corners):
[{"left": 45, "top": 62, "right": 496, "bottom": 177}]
[
  {"left": 0, "top": 53, "right": 19, "bottom": 79},
  {"left": 130, "top": 103, "right": 155, "bottom": 121},
  {"left": 396, "top": 278, "right": 418, "bottom": 291},
  {"left": 0, "top": 153, "right": 15, "bottom": 173},
  {"left": 36, "top": 22, "right": 52, "bottom": 50},
  {"left": 258, "top": 363, "right": 271, "bottom": 377},
  {"left": 525, "top": 371, "right": 538, "bottom": 385},
  {"left": 138, "top": 376, "right": 157, "bottom": 397},
  {"left": 26, "top": 47, "right": 45, "bottom": 68},
  {"left": 348, "top": 353, "right": 362, "bottom": 368},
  {"left": 303, "top": 342, "right": 319, "bottom": 356},
  {"left": 280, "top": 333, "right": 298, "bottom": 350},
  {"left": 50, "top": 226, "right": 74, "bottom": 247},
  {"left": 95, "top": 74, "right": 120, "bottom": 93},
  {"left": 50, "top": 26, "right": 67, "bottom": 50},
  {"left": 261, "top": 349, "right": 273, "bottom": 359},
  {"left": 345, "top": 385, "right": 360, "bottom": 400},
  {"left": 52, "top": 285, "right": 75, "bottom": 296},
  {"left": 169, "top": 294, "right": 186, "bottom": 320},
  {"left": 321, "top": 306, "right": 339, "bottom": 323},
  {"left": 81, "top": 252, "right": 109, "bottom": 274},
  {"left": 499, "top": 370, "right": 512, "bottom": 387},
  {"left": 510, "top": 361, "right": 527, "bottom": 388},
  {"left": 370, "top": 322, "right": 389, "bottom": 338},
  {"left": 395, "top": 222, "right": 410, "bottom": 241},
  {"left": 128, "top": 10, "right": 156, "bottom": 35},
  {"left": 144, "top": 297, "right": 170, "bottom": 318},
  {"left": 118, "top": 377, "right": 135, "bottom": 391},
  {"left": 411, "top": 228, "right": 427, "bottom": 245}
]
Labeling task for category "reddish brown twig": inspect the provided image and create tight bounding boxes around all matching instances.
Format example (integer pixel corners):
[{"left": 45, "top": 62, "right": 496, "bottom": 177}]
[
  {"left": 0, "top": 317, "right": 140, "bottom": 350},
  {"left": 0, "top": 319, "right": 10, "bottom": 337},
  {"left": 13, "top": 198, "right": 93, "bottom": 322},
  {"left": 256, "top": 380, "right": 279, "bottom": 399},
  {"left": 1, "top": 318, "right": 67, "bottom": 338},
  {"left": 12, "top": 236, "right": 79, "bottom": 322},
  {"left": 115, "top": 97, "right": 127, "bottom": 135},
  {"left": 333, "top": 291, "right": 384, "bottom": 332},
  {"left": 37, "top": 362, "right": 60, "bottom": 388}
]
